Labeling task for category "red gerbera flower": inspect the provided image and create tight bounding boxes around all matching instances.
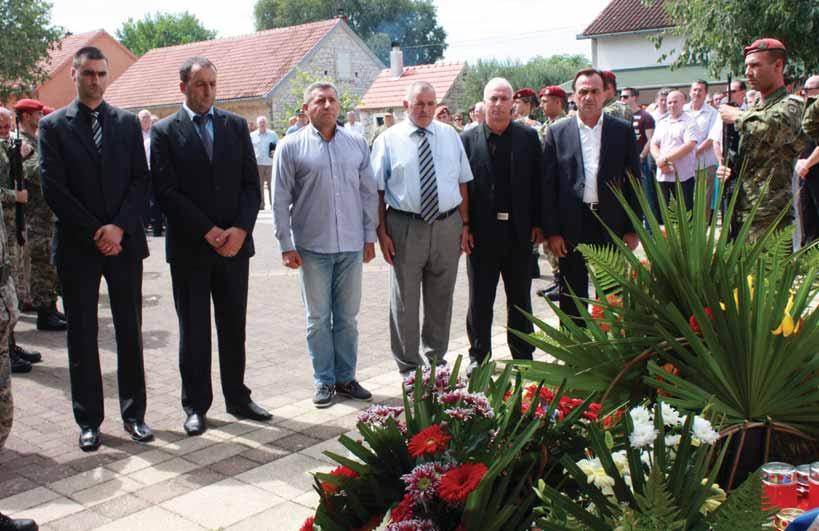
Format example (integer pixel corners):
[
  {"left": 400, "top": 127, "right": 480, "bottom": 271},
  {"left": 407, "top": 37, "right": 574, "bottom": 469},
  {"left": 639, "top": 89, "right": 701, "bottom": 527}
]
[
  {"left": 689, "top": 307, "right": 715, "bottom": 335},
  {"left": 583, "top": 402, "right": 603, "bottom": 422},
  {"left": 391, "top": 494, "right": 414, "bottom": 522},
  {"left": 408, "top": 424, "right": 451, "bottom": 458},
  {"left": 438, "top": 463, "right": 488, "bottom": 504},
  {"left": 321, "top": 465, "right": 359, "bottom": 494},
  {"left": 299, "top": 516, "right": 316, "bottom": 531}
]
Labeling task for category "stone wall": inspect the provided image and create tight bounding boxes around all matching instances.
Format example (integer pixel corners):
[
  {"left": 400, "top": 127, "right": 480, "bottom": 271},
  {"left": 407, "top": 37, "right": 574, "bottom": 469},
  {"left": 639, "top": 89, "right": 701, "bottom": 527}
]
[{"left": 267, "top": 25, "right": 383, "bottom": 134}]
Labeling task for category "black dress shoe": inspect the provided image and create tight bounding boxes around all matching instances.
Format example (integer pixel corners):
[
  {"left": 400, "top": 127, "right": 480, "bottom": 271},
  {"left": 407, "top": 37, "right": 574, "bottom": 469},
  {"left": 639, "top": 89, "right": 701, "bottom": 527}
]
[
  {"left": 0, "top": 512, "right": 38, "bottom": 530},
  {"left": 13, "top": 345, "right": 41, "bottom": 364},
  {"left": 226, "top": 401, "right": 272, "bottom": 421},
  {"left": 184, "top": 412, "right": 206, "bottom": 436},
  {"left": 36, "top": 310, "right": 66, "bottom": 331},
  {"left": 10, "top": 354, "right": 31, "bottom": 374},
  {"left": 123, "top": 420, "right": 154, "bottom": 442},
  {"left": 78, "top": 427, "right": 100, "bottom": 452}
]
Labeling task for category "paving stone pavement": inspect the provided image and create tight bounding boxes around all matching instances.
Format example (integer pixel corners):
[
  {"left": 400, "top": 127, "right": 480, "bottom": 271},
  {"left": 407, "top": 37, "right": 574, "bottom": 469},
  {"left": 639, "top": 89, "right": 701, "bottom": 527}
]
[{"left": 0, "top": 210, "right": 559, "bottom": 530}]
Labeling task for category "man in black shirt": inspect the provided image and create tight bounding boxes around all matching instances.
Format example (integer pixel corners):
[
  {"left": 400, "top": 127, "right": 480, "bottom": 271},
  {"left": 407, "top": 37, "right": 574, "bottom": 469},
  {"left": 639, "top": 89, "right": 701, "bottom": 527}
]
[{"left": 460, "top": 78, "right": 543, "bottom": 374}]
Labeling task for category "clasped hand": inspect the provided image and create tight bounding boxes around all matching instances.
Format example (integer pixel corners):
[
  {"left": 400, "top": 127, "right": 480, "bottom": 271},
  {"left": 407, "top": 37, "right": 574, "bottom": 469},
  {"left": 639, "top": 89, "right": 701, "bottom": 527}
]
[
  {"left": 205, "top": 226, "right": 247, "bottom": 257},
  {"left": 94, "top": 224, "right": 124, "bottom": 256}
]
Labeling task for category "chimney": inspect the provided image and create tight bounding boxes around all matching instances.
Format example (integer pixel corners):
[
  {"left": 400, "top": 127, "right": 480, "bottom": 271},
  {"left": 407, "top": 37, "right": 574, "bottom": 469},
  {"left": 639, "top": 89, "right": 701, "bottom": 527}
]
[{"left": 390, "top": 42, "right": 403, "bottom": 79}]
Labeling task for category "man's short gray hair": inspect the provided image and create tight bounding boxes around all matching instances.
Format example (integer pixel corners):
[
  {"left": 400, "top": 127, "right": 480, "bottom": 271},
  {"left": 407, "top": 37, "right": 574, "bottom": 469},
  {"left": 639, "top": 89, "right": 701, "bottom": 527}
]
[
  {"left": 0, "top": 107, "right": 14, "bottom": 121},
  {"left": 138, "top": 109, "right": 151, "bottom": 120},
  {"left": 256, "top": 115, "right": 267, "bottom": 124},
  {"left": 303, "top": 82, "right": 338, "bottom": 104},
  {"left": 474, "top": 101, "right": 485, "bottom": 112},
  {"left": 483, "top": 78, "right": 513, "bottom": 100},
  {"left": 405, "top": 81, "right": 435, "bottom": 102}
]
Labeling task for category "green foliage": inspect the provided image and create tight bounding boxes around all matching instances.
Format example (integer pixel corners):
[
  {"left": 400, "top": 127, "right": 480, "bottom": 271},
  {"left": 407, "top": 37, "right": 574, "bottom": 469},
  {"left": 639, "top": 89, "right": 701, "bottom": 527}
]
[
  {"left": 252, "top": 0, "right": 447, "bottom": 65},
  {"left": 623, "top": 467, "right": 686, "bottom": 531},
  {"left": 655, "top": 0, "right": 819, "bottom": 80},
  {"left": 0, "top": 0, "right": 64, "bottom": 100},
  {"left": 116, "top": 12, "right": 217, "bottom": 56},
  {"left": 459, "top": 55, "right": 589, "bottom": 112}
]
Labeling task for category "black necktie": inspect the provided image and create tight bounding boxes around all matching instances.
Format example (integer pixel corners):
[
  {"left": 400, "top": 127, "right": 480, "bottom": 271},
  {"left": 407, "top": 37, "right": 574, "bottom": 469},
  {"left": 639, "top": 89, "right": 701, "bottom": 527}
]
[
  {"left": 193, "top": 114, "right": 213, "bottom": 161},
  {"left": 89, "top": 111, "right": 102, "bottom": 154}
]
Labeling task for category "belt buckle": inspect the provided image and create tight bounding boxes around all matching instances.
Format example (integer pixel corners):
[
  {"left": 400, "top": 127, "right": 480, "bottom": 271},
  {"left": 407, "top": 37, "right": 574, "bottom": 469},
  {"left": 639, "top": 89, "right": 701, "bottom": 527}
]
[
  {"left": 496, "top": 212, "right": 510, "bottom": 221},
  {"left": 586, "top": 202, "right": 599, "bottom": 212}
]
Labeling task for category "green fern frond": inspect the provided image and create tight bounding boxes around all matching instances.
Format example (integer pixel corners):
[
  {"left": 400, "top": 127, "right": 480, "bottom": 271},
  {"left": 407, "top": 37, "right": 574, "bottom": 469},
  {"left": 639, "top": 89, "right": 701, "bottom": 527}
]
[
  {"left": 707, "top": 471, "right": 777, "bottom": 531},
  {"left": 578, "top": 243, "right": 629, "bottom": 294},
  {"left": 626, "top": 466, "right": 687, "bottom": 531}
]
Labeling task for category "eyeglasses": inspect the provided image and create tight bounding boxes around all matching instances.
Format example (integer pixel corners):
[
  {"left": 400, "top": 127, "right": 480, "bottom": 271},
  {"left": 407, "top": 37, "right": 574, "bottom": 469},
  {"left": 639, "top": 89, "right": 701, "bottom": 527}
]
[{"left": 619, "top": 95, "right": 632, "bottom": 100}]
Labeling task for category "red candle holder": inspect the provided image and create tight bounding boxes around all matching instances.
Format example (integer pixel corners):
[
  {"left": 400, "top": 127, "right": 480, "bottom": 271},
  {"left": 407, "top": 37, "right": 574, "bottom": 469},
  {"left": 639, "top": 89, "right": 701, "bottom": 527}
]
[{"left": 762, "top": 462, "right": 797, "bottom": 511}]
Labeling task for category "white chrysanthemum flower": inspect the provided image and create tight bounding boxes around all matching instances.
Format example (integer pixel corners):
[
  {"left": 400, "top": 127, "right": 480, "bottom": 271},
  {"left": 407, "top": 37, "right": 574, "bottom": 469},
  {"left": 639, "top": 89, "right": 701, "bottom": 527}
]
[
  {"left": 629, "top": 405, "right": 652, "bottom": 425},
  {"left": 660, "top": 403, "right": 682, "bottom": 426},
  {"left": 612, "top": 450, "right": 629, "bottom": 474},
  {"left": 629, "top": 422, "right": 658, "bottom": 449},
  {"left": 664, "top": 434, "right": 681, "bottom": 447},
  {"left": 692, "top": 416, "right": 719, "bottom": 445}
]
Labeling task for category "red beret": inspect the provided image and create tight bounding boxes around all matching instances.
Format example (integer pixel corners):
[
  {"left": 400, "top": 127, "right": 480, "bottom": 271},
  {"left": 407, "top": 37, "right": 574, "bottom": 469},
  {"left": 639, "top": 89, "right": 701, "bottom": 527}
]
[
  {"left": 743, "top": 37, "right": 786, "bottom": 57},
  {"left": 513, "top": 87, "right": 537, "bottom": 99},
  {"left": 434, "top": 104, "right": 450, "bottom": 116},
  {"left": 601, "top": 70, "right": 617, "bottom": 83},
  {"left": 42, "top": 106, "right": 54, "bottom": 115},
  {"left": 539, "top": 86, "right": 567, "bottom": 99},
  {"left": 13, "top": 99, "right": 44, "bottom": 113}
]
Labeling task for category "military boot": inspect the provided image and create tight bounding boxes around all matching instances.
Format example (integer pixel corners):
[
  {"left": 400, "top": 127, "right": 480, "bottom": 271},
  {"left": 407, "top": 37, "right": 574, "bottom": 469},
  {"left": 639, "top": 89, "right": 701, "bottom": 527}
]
[
  {"left": 9, "top": 334, "right": 41, "bottom": 364},
  {"left": 9, "top": 348, "right": 32, "bottom": 374},
  {"left": 36, "top": 307, "right": 66, "bottom": 331},
  {"left": 0, "top": 512, "right": 38, "bottom": 530}
]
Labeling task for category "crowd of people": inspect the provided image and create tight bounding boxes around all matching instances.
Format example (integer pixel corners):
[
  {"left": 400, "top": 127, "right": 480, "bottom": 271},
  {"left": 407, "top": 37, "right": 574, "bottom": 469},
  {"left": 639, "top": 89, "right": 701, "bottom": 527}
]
[{"left": 0, "top": 36, "right": 818, "bottom": 530}]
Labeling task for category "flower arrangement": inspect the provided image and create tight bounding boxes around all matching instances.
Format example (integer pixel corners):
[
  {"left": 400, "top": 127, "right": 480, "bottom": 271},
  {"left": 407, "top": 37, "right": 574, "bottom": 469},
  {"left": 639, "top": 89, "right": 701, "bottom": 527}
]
[{"left": 301, "top": 359, "right": 596, "bottom": 531}]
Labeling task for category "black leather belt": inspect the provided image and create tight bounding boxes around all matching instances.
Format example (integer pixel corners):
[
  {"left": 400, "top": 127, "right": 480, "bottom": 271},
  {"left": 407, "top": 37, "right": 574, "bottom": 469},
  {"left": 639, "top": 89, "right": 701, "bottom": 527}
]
[{"left": 390, "top": 207, "right": 458, "bottom": 221}]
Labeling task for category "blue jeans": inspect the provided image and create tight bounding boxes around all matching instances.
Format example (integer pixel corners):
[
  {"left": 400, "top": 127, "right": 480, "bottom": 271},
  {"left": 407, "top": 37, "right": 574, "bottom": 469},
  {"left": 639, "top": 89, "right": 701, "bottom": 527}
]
[
  {"left": 298, "top": 248, "right": 362, "bottom": 386},
  {"left": 641, "top": 156, "right": 660, "bottom": 225}
]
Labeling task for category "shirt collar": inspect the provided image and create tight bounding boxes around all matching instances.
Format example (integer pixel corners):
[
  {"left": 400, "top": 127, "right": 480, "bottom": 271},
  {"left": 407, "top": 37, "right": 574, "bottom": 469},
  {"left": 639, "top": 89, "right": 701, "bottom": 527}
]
[
  {"left": 406, "top": 119, "right": 435, "bottom": 137},
  {"left": 78, "top": 100, "right": 105, "bottom": 115},
  {"left": 308, "top": 122, "right": 338, "bottom": 141},
  {"left": 576, "top": 113, "right": 603, "bottom": 131},
  {"left": 182, "top": 102, "right": 214, "bottom": 121}
]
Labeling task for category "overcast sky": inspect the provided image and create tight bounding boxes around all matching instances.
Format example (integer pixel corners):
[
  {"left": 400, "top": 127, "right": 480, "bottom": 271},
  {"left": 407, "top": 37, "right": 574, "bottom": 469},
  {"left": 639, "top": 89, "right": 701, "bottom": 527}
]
[{"left": 51, "top": 0, "right": 609, "bottom": 63}]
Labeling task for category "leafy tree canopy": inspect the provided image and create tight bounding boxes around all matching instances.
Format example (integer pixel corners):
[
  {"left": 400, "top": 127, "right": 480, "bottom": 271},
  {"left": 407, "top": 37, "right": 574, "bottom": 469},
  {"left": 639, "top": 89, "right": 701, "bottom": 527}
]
[
  {"left": 459, "top": 54, "right": 590, "bottom": 113},
  {"left": 253, "top": 0, "right": 447, "bottom": 66},
  {"left": 0, "top": 0, "right": 64, "bottom": 100},
  {"left": 657, "top": 0, "right": 819, "bottom": 80},
  {"left": 116, "top": 11, "right": 217, "bottom": 56}
]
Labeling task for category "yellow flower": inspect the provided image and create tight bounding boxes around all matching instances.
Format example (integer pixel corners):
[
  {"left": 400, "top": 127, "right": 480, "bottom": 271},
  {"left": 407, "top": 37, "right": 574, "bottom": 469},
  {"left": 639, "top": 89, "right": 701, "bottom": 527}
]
[
  {"left": 772, "top": 292, "right": 799, "bottom": 337},
  {"left": 700, "top": 480, "right": 727, "bottom": 514}
]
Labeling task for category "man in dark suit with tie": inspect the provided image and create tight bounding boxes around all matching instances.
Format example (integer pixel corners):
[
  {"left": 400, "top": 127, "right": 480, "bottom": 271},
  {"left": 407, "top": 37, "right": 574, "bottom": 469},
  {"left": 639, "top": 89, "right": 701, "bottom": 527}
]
[
  {"left": 39, "top": 46, "right": 152, "bottom": 451},
  {"left": 543, "top": 68, "right": 640, "bottom": 322},
  {"left": 151, "top": 57, "right": 270, "bottom": 436},
  {"left": 460, "top": 78, "right": 543, "bottom": 374}
]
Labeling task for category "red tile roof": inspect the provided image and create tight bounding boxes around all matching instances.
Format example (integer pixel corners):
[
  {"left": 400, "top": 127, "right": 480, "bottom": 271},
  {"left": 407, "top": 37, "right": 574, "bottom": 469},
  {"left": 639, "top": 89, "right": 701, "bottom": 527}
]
[
  {"left": 105, "top": 19, "right": 342, "bottom": 109},
  {"left": 44, "top": 30, "right": 133, "bottom": 75},
  {"left": 582, "top": 0, "right": 673, "bottom": 37},
  {"left": 358, "top": 62, "right": 465, "bottom": 110}
]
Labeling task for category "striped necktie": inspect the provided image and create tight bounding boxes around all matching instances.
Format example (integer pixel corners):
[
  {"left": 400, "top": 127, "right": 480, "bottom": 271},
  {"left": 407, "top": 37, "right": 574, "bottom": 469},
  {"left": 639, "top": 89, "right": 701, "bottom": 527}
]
[
  {"left": 193, "top": 114, "right": 213, "bottom": 162},
  {"left": 89, "top": 111, "right": 102, "bottom": 154},
  {"left": 417, "top": 128, "right": 439, "bottom": 223}
]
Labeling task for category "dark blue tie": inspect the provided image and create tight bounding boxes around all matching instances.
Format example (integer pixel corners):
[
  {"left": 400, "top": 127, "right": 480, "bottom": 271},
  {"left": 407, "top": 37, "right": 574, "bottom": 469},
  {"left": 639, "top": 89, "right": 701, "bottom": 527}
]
[{"left": 193, "top": 114, "right": 213, "bottom": 161}]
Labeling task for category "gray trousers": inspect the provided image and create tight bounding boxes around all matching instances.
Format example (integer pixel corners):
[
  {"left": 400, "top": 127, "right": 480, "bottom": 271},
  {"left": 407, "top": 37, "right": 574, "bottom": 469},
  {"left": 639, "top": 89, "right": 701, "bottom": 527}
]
[{"left": 387, "top": 209, "right": 462, "bottom": 373}]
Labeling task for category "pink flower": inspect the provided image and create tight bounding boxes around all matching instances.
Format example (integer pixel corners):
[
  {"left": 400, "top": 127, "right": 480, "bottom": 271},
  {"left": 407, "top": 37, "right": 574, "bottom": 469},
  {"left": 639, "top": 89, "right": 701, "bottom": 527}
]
[{"left": 400, "top": 463, "right": 445, "bottom": 504}]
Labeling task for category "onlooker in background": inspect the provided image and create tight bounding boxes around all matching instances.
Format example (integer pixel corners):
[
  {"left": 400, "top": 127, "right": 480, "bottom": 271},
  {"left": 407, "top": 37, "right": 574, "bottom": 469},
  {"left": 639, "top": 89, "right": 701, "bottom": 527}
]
[
  {"left": 434, "top": 104, "right": 453, "bottom": 125},
  {"left": 685, "top": 80, "right": 719, "bottom": 219},
  {"left": 730, "top": 80, "right": 748, "bottom": 110},
  {"left": 651, "top": 90, "right": 698, "bottom": 212},
  {"left": 797, "top": 75, "right": 819, "bottom": 245},
  {"left": 513, "top": 88, "right": 541, "bottom": 129},
  {"left": 369, "top": 111, "right": 396, "bottom": 148},
  {"left": 250, "top": 116, "right": 278, "bottom": 210},
  {"left": 601, "top": 70, "right": 633, "bottom": 123},
  {"left": 745, "top": 89, "right": 760, "bottom": 107},
  {"left": 711, "top": 93, "right": 724, "bottom": 107},
  {"left": 452, "top": 113, "right": 464, "bottom": 129},
  {"left": 344, "top": 111, "right": 364, "bottom": 137},
  {"left": 649, "top": 87, "right": 671, "bottom": 123},
  {"left": 140, "top": 109, "right": 165, "bottom": 237},
  {"left": 286, "top": 110, "right": 308, "bottom": 135},
  {"left": 463, "top": 101, "right": 484, "bottom": 131},
  {"left": 621, "top": 87, "right": 658, "bottom": 222}
]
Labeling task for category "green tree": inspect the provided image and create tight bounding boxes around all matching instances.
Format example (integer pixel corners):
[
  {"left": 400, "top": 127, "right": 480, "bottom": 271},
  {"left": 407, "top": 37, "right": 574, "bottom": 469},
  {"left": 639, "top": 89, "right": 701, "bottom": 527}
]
[
  {"left": 656, "top": 0, "right": 819, "bottom": 80},
  {"left": 459, "top": 54, "right": 590, "bottom": 112},
  {"left": 0, "top": 0, "right": 64, "bottom": 100},
  {"left": 116, "top": 12, "right": 217, "bottom": 56},
  {"left": 253, "top": 0, "right": 446, "bottom": 65}
]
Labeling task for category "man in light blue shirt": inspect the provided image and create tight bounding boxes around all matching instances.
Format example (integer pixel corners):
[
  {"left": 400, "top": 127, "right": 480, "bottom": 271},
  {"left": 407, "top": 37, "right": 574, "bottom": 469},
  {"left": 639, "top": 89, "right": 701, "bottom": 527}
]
[
  {"left": 273, "top": 82, "right": 378, "bottom": 408},
  {"left": 250, "top": 116, "right": 278, "bottom": 210},
  {"left": 371, "top": 80, "right": 474, "bottom": 377}
]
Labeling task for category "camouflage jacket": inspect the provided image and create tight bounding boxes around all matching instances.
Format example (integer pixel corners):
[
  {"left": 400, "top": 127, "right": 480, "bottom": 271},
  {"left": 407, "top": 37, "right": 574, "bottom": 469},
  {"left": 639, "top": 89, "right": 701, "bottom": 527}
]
[
  {"left": 538, "top": 111, "right": 568, "bottom": 145},
  {"left": 17, "top": 131, "right": 49, "bottom": 223},
  {"left": 603, "top": 98, "right": 634, "bottom": 124},
  {"left": 804, "top": 96, "right": 819, "bottom": 142},
  {"left": 0, "top": 139, "right": 14, "bottom": 208},
  {"left": 515, "top": 116, "right": 541, "bottom": 130},
  {"left": 734, "top": 86, "right": 804, "bottom": 234}
]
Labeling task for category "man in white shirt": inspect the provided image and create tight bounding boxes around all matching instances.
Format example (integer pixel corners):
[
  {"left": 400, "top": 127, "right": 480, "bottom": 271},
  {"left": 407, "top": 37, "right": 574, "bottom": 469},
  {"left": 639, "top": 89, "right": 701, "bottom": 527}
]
[
  {"left": 344, "top": 111, "right": 365, "bottom": 137},
  {"left": 371, "top": 81, "right": 473, "bottom": 377},
  {"left": 250, "top": 116, "right": 278, "bottom": 210},
  {"left": 652, "top": 91, "right": 699, "bottom": 213},
  {"left": 684, "top": 80, "right": 719, "bottom": 218}
]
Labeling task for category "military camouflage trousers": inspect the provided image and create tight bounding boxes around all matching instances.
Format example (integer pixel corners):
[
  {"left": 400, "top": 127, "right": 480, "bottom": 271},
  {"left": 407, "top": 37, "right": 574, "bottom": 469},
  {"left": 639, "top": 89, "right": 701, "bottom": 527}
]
[
  {"left": 0, "top": 276, "right": 19, "bottom": 449},
  {"left": 28, "top": 221, "right": 57, "bottom": 308},
  {"left": 6, "top": 227, "right": 31, "bottom": 307}
]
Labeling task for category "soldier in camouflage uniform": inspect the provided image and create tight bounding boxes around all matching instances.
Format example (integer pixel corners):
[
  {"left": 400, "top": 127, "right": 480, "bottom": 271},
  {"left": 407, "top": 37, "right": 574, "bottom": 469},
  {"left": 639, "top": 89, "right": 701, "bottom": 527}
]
[
  {"left": 716, "top": 38, "right": 805, "bottom": 240},
  {"left": 13, "top": 100, "right": 65, "bottom": 332},
  {"left": 805, "top": 96, "right": 819, "bottom": 142},
  {"left": 537, "top": 86, "right": 569, "bottom": 300},
  {"left": 601, "top": 70, "right": 634, "bottom": 123},
  {"left": 369, "top": 110, "right": 395, "bottom": 149},
  {"left": 512, "top": 88, "right": 542, "bottom": 129}
]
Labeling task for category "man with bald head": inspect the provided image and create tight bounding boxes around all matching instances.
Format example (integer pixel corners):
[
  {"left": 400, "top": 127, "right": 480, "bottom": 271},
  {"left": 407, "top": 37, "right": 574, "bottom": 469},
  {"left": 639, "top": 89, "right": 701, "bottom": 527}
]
[
  {"left": 371, "top": 81, "right": 473, "bottom": 377},
  {"left": 460, "top": 78, "right": 542, "bottom": 373}
]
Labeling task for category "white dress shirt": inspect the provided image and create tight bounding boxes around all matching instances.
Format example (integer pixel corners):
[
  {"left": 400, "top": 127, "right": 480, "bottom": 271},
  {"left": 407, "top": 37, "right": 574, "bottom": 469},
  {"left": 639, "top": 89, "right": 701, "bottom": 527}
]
[
  {"left": 577, "top": 114, "right": 603, "bottom": 203},
  {"left": 683, "top": 102, "right": 719, "bottom": 168},
  {"left": 371, "top": 119, "right": 473, "bottom": 214}
]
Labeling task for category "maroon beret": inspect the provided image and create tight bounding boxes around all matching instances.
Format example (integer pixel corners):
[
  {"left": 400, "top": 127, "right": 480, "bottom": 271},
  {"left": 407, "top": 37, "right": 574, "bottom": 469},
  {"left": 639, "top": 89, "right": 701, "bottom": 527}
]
[
  {"left": 513, "top": 87, "right": 537, "bottom": 100},
  {"left": 743, "top": 37, "right": 786, "bottom": 57},
  {"left": 13, "top": 99, "right": 44, "bottom": 113},
  {"left": 601, "top": 70, "right": 617, "bottom": 83},
  {"left": 539, "top": 86, "right": 567, "bottom": 99},
  {"left": 42, "top": 106, "right": 54, "bottom": 116}
]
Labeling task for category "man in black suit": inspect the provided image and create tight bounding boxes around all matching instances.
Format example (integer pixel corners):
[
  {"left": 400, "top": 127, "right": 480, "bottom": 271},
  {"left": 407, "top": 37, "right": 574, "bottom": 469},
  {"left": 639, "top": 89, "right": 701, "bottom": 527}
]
[
  {"left": 461, "top": 78, "right": 543, "bottom": 373},
  {"left": 151, "top": 57, "right": 271, "bottom": 436},
  {"left": 543, "top": 68, "right": 640, "bottom": 322},
  {"left": 39, "top": 46, "right": 152, "bottom": 451}
]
